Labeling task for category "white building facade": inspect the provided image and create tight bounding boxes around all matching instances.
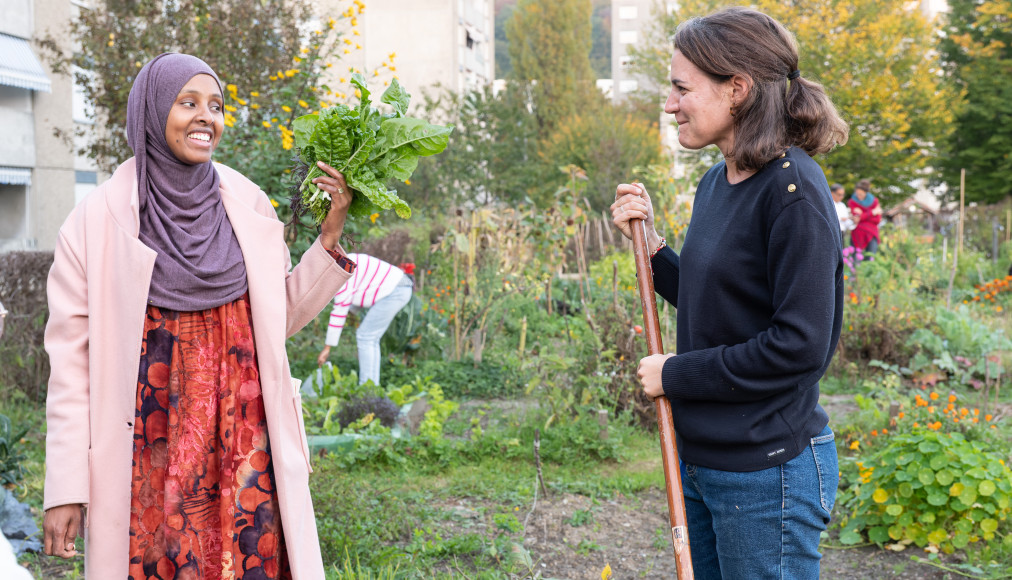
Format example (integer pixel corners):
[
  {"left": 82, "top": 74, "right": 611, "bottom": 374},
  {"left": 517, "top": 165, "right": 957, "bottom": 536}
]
[
  {"left": 325, "top": 0, "right": 495, "bottom": 108},
  {"left": 0, "top": 0, "right": 94, "bottom": 252}
]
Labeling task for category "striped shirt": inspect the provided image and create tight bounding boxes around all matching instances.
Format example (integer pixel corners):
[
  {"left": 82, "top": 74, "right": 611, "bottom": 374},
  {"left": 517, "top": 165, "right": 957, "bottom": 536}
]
[{"left": 324, "top": 254, "right": 405, "bottom": 346}]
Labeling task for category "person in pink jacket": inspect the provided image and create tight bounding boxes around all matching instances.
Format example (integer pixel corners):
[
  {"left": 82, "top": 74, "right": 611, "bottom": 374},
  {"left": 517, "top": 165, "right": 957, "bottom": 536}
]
[
  {"left": 847, "top": 179, "right": 882, "bottom": 253},
  {"left": 42, "top": 53, "right": 354, "bottom": 579}
]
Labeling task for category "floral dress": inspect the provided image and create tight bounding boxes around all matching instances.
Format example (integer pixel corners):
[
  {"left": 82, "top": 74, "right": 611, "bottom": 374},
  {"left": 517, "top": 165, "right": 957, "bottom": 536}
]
[{"left": 128, "top": 293, "right": 291, "bottom": 580}]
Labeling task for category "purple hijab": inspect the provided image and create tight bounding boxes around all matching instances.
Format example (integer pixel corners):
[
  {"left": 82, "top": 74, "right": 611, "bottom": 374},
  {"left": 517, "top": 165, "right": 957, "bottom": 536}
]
[{"left": 126, "top": 53, "right": 247, "bottom": 311}]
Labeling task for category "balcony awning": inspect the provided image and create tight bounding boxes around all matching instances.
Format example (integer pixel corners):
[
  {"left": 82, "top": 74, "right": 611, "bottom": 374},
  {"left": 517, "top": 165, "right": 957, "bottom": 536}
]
[
  {"left": 0, "top": 33, "right": 52, "bottom": 92},
  {"left": 0, "top": 166, "right": 32, "bottom": 186}
]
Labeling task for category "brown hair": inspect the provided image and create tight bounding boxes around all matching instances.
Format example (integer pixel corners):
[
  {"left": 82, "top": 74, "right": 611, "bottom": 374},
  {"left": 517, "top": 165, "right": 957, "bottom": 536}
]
[
  {"left": 673, "top": 7, "right": 848, "bottom": 172},
  {"left": 855, "top": 179, "right": 872, "bottom": 192}
]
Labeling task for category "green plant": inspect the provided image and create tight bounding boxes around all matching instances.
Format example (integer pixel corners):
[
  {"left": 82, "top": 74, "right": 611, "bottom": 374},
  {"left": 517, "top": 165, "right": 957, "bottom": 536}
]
[
  {"left": 329, "top": 548, "right": 401, "bottom": 579},
  {"left": 0, "top": 413, "right": 28, "bottom": 486},
  {"left": 302, "top": 363, "right": 384, "bottom": 435},
  {"left": 837, "top": 429, "right": 1012, "bottom": 552},
  {"left": 292, "top": 74, "right": 453, "bottom": 223},
  {"left": 906, "top": 305, "right": 1012, "bottom": 390}
]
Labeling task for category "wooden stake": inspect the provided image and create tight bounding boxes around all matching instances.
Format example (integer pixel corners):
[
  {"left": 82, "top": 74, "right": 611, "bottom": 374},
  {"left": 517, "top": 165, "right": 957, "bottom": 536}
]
[{"left": 959, "top": 168, "right": 966, "bottom": 257}]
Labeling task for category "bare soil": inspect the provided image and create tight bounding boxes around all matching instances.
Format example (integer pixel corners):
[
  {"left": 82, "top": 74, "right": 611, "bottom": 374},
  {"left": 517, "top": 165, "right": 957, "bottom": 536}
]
[{"left": 430, "top": 487, "right": 958, "bottom": 579}]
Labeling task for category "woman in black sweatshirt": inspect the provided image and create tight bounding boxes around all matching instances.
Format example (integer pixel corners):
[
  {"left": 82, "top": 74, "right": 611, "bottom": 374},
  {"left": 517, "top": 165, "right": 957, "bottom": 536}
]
[{"left": 611, "top": 7, "right": 848, "bottom": 579}]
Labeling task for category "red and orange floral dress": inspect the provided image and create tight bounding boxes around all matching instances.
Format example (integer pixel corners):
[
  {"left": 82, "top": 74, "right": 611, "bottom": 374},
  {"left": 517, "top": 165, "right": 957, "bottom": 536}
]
[{"left": 128, "top": 293, "right": 291, "bottom": 580}]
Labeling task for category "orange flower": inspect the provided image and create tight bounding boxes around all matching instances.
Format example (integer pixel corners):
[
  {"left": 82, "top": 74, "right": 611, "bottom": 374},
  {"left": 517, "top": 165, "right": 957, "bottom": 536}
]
[
  {"left": 898, "top": 411, "right": 905, "bottom": 419},
  {"left": 913, "top": 422, "right": 920, "bottom": 428},
  {"left": 973, "top": 417, "right": 979, "bottom": 423},
  {"left": 871, "top": 430, "right": 878, "bottom": 436},
  {"left": 882, "top": 428, "right": 888, "bottom": 434},
  {"left": 960, "top": 408, "right": 968, "bottom": 416},
  {"left": 928, "top": 406, "right": 935, "bottom": 414},
  {"left": 948, "top": 394, "right": 957, "bottom": 403},
  {"left": 973, "top": 408, "right": 980, "bottom": 416},
  {"left": 929, "top": 392, "right": 939, "bottom": 401}
]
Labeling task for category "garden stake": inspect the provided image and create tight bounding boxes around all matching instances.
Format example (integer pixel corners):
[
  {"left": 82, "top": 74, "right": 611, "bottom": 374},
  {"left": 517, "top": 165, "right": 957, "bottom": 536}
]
[{"left": 630, "top": 218, "right": 694, "bottom": 579}]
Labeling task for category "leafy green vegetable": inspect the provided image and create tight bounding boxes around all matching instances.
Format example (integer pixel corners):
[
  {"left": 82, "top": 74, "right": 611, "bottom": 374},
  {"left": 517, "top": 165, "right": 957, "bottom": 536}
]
[{"left": 291, "top": 74, "right": 453, "bottom": 224}]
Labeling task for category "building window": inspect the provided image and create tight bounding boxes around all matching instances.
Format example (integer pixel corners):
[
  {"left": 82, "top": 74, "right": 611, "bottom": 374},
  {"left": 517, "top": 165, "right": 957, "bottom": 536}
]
[
  {"left": 619, "top": 6, "right": 638, "bottom": 19},
  {"left": 620, "top": 55, "right": 635, "bottom": 69},
  {"left": 619, "top": 80, "right": 638, "bottom": 93},
  {"left": 619, "top": 31, "right": 638, "bottom": 44}
]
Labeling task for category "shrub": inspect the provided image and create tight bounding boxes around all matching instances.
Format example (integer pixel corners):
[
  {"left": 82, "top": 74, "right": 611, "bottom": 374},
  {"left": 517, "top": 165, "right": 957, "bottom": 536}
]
[
  {"left": 838, "top": 392, "right": 1012, "bottom": 553},
  {"left": 0, "top": 252, "right": 53, "bottom": 401}
]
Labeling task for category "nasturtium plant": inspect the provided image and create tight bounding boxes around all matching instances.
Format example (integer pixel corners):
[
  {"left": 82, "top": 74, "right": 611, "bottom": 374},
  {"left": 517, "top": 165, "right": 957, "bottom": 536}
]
[{"left": 838, "top": 430, "right": 1012, "bottom": 552}]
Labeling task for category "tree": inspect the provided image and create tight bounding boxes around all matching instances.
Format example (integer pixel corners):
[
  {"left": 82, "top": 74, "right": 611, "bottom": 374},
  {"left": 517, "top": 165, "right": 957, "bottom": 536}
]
[
  {"left": 506, "top": 0, "right": 596, "bottom": 132},
  {"left": 628, "top": 0, "right": 956, "bottom": 206},
  {"left": 938, "top": 0, "right": 1012, "bottom": 204},
  {"left": 40, "top": 0, "right": 319, "bottom": 172},
  {"left": 539, "top": 100, "right": 665, "bottom": 211},
  {"left": 401, "top": 82, "right": 545, "bottom": 212}
]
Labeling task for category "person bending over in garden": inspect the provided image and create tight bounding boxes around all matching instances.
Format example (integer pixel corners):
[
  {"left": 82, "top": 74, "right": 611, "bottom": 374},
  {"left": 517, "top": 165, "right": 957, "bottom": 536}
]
[
  {"left": 611, "top": 8, "right": 847, "bottom": 579},
  {"left": 317, "top": 254, "right": 413, "bottom": 385},
  {"left": 42, "top": 53, "right": 355, "bottom": 579},
  {"left": 848, "top": 178, "right": 882, "bottom": 254}
]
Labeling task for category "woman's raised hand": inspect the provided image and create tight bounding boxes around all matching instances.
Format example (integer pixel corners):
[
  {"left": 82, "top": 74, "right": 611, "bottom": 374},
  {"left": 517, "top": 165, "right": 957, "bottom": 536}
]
[
  {"left": 611, "top": 183, "right": 657, "bottom": 241},
  {"left": 315, "top": 161, "right": 354, "bottom": 251}
]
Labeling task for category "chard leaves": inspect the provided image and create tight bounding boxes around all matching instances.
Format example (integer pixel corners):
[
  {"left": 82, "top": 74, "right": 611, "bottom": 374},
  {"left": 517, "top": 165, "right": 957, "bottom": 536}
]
[{"left": 293, "top": 75, "right": 453, "bottom": 224}]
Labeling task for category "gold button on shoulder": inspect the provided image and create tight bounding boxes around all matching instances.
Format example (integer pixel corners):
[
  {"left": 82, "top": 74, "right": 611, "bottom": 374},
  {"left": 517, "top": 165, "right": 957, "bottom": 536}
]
[
  {"left": 788, "top": 184, "right": 797, "bottom": 192},
  {"left": 779, "top": 152, "right": 786, "bottom": 158},
  {"left": 782, "top": 161, "right": 791, "bottom": 168}
]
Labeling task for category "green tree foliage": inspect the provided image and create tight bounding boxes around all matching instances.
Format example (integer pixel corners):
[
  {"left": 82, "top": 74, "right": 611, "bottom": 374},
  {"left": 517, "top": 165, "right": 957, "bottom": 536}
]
[
  {"left": 628, "top": 0, "right": 956, "bottom": 205},
  {"left": 506, "top": 0, "right": 596, "bottom": 131},
  {"left": 401, "top": 82, "right": 543, "bottom": 211},
  {"left": 540, "top": 100, "right": 665, "bottom": 210},
  {"left": 40, "top": 0, "right": 315, "bottom": 172},
  {"left": 938, "top": 0, "right": 1012, "bottom": 204}
]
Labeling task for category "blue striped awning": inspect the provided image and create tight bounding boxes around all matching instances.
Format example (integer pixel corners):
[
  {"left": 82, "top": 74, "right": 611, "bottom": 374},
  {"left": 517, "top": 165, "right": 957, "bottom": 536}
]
[
  {"left": 0, "top": 33, "right": 52, "bottom": 92},
  {"left": 0, "top": 166, "right": 32, "bottom": 186}
]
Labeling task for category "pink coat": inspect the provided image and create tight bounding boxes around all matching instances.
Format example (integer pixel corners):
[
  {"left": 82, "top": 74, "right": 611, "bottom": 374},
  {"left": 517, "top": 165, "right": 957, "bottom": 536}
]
[{"left": 43, "top": 158, "right": 351, "bottom": 578}]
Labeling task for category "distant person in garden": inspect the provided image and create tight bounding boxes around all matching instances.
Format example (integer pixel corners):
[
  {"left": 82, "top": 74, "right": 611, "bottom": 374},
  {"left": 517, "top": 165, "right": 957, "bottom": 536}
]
[
  {"left": 42, "top": 53, "right": 355, "bottom": 578},
  {"left": 611, "top": 7, "right": 847, "bottom": 579},
  {"left": 831, "top": 182, "right": 855, "bottom": 238},
  {"left": 317, "top": 254, "right": 414, "bottom": 385},
  {"left": 848, "top": 178, "right": 882, "bottom": 253}
]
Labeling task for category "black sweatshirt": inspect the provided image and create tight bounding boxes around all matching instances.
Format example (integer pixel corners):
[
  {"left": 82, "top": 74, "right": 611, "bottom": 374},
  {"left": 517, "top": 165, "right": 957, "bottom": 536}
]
[{"left": 652, "top": 147, "right": 844, "bottom": 472}]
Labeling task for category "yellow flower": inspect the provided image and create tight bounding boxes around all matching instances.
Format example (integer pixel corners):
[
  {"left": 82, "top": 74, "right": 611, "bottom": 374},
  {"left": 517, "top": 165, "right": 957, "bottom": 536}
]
[
  {"left": 849, "top": 440, "right": 860, "bottom": 450},
  {"left": 389, "top": 52, "right": 397, "bottom": 60},
  {"left": 224, "top": 104, "right": 237, "bottom": 112},
  {"left": 293, "top": 56, "right": 302, "bottom": 63},
  {"left": 226, "top": 83, "right": 238, "bottom": 94},
  {"left": 250, "top": 103, "right": 259, "bottom": 110},
  {"left": 344, "top": 38, "right": 353, "bottom": 45},
  {"left": 301, "top": 47, "right": 309, "bottom": 54},
  {"left": 389, "top": 65, "right": 396, "bottom": 72},
  {"left": 249, "top": 91, "right": 259, "bottom": 97},
  {"left": 601, "top": 564, "right": 613, "bottom": 580},
  {"left": 298, "top": 100, "right": 309, "bottom": 108},
  {"left": 224, "top": 113, "right": 236, "bottom": 128},
  {"left": 262, "top": 120, "right": 272, "bottom": 128},
  {"left": 369, "top": 213, "right": 379, "bottom": 223},
  {"left": 404, "top": 179, "right": 411, "bottom": 185},
  {"left": 270, "top": 199, "right": 279, "bottom": 208},
  {"left": 344, "top": 49, "right": 351, "bottom": 54},
  {"left": 282, "top": 105, "right": 292, "bottom": 112},
  {"left": 235, "top": 98, "right": 247, "bottom": 106}
]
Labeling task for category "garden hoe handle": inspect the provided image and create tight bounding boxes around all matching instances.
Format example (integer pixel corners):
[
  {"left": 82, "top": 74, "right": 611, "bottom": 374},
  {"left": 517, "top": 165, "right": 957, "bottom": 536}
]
[{"left": 630, "top": 218, "right": 694, "bottom": 579}]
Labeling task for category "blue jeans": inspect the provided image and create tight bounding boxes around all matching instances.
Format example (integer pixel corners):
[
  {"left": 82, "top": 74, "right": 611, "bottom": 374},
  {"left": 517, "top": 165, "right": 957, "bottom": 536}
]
[
  {"left": 356, "top": 280, "right": 412, "bottom": 385},
  {"left": 680, "top": 426, "right": 838, "bottom": 580}
]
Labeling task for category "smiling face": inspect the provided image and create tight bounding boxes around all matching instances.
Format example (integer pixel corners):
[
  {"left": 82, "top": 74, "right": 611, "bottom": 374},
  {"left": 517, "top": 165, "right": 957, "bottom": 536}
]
[
  {"left": 164, "top": 74, "right": 224, "bottom": 165},
  {"left": 664, "top": 50, "right": 736, "bottom": 155}
]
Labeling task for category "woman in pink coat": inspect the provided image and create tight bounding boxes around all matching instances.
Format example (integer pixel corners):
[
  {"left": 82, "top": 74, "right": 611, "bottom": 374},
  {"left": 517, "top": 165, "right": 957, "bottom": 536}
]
[
  {"left": 847, "top": 179, "right": 882, "bottom": 253},
  {"left": 42, "top": 53, "right": 354, "bottom": 579}
]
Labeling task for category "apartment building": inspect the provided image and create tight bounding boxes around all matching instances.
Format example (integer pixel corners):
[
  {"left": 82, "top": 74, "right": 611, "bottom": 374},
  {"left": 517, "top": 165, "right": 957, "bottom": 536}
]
[
  {"left": 0, "top": 0, "right": 96, "bottom": 252},
  {"left": 324, "top": 0, "right": 495, "bottom": 108}
]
